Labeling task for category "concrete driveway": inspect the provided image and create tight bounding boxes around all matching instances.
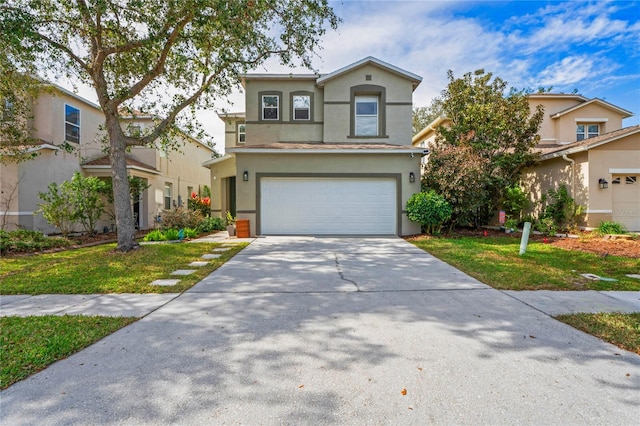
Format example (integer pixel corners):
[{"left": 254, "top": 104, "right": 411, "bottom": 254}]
[{"left": 2, "top": 237, "right": 639, "bottom": 424}]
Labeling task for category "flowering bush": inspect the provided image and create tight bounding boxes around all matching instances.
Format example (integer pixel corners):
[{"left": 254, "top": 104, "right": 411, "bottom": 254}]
[{"left": 188, "top": 192, "right": 211, "bottom": 217}]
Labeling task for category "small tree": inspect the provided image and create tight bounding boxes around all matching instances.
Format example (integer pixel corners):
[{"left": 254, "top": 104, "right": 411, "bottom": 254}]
[
  {"left": 406, "top": 191, "right": 453, "bottom": 235},
  {"left": 502, "top": 185, "right": 529, "bottom": 223},
  {"left": 423, "top": 144, "right": 488, "bottom": 228},
  {"left": 425, "top": 69, "right": 544, "bottom": 227},
  {"left": 38, "top": 181, "right": 77, "bottom": 236},
  {"left": 68, "top": 172, "right": 108, "bottom": 235}
]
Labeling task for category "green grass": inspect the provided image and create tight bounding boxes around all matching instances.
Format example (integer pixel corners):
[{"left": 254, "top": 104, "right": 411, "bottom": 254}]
[
  {"left": 556, "top": 313, "right": 640, "bottom": 355},
  {"left": 410, "top": 236, "right": 640, "bottom": 291},
  {"left": 0, "top": 315, "right": 137, "bottom": 389},
  {"left": 0, "top": 242, "right": 247, "bottom": 294}
]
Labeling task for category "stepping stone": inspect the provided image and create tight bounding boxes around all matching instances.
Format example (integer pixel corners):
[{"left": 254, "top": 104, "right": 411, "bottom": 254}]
[
  {"left": 212, "top": 248, "right": 229, "bottom": 252},
  {"left": 189, "top": 261, "right": 209, "bottom": 267},
  {"left": 150, "top": 279, "right": 181, "bottom": 286},
  {"left": 171, "top": 269, "right": 197, "bottom": 276},
  {"left": 201, "top": 254, "right": 221, "bottom": 259},
  {"left": 626, "top": 274, "right": 640, "bottom": 280}
]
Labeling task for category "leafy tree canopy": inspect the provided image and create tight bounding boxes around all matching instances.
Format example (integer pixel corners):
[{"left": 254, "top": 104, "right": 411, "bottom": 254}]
[
  {"left": 0, "top": 0, "right": 339, "bottom": 250},
  {"left": 424, "top": 69, "right": 544, "bottom": 227},
  {"left": 412, "top": 99, "right": 443, "bottom": 136}
]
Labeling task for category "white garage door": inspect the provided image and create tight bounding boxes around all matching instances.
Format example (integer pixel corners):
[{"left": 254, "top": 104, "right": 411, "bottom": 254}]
[
  {"left": 260, "top": 177, "right": 397, "bottom": 235},
  {"left": 612, "top": 175, "right": 640, "bottom": 231}
]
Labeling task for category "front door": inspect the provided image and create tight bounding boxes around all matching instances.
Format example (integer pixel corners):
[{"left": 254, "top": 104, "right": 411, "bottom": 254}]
[{"left": 226, "top": 176, "right": 236, "bottom": 217}]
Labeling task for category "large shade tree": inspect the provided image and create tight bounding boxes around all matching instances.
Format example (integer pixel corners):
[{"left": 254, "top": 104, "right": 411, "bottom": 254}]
[
  {"left": 0, "top": 0, "right": 339, "bottom": 251},
  {"left": 423, "top": 69, "right": 544, "bottom": 227}
]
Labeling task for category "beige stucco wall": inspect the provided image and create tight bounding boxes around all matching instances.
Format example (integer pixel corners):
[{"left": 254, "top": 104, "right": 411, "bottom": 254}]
[
  {"left": 32, "top": 90, "right": 107, "bottom": 159},
  {"left": 322, "top": 64, "right": 414, "bottom": 144},
  {"left": 2, "top": 88, "right": 212, "bottom": 234},
  {"left": 523, "top": 134, "right": 639, "bottom": 229},
  {"left": 234, "top": 152, "right": 421, "bottom": 236},
  {"left": 522, "top": 151, "right": 589, "bottom": 225},
  {"left": 207, "top": 156, "right": 237, "bottom": 218},
  {"left": 529, "top": 96, "right": 626, "bottom": 145},
  {"left": 552, "top": 104, "right": 623, "bottom": 144},
  {"left": 243, "top": 78, "right": 324, "bottom": 144}
]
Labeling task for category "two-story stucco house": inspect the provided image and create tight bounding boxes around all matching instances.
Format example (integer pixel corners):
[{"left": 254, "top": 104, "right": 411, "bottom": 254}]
[
  {"left": 0, "top": 84, "right": 213, "bottom": 234},
  {"left": 412, "top": 93, "right": 638, "bottom": 231},
  {"left": 522, "top": 94, "right": 638, "bottom": 232},
  {"left": 204, "top": 57, "right": 425, "bottom": 236}
]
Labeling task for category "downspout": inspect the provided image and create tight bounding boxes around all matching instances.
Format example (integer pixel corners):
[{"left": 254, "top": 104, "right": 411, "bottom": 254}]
[{"left": 561, "top": 154, "right": 575, "bottom": 199}]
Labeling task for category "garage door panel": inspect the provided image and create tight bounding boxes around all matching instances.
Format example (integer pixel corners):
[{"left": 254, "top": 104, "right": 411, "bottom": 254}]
[
  {"left": 260, "top": 178, "right": 397, "bottom": 235},
  {"left": 612, "top": 175, "right": 640, "bottom": 231}
]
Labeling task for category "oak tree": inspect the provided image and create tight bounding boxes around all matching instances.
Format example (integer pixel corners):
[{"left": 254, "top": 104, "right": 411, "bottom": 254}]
[{"left": 1, "top": 0, "right": 339, "bottom": 250}]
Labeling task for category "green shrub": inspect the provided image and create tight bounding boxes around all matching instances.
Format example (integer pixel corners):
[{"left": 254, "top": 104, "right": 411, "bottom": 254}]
[
  {"left": 0, "top": 229, "right": 72, "bottom": 255},
  {"left": 406, "top": 190, "right": 453, "bottom": 235},
  {"left": 143, "top": 229, "right": 166, "bottom": 242},
  {"left": 534, "top": 217, "right": 557, "bottom": 236},
  {"left": 197, "top": 216, "right": 225, "bottom": 233},
  {"left": 160, "top": 208, "right": 203, "bottom": 230},
  {"left": 183, "top": 228, "right": 199, "bottom": 238},
  {"left": 163, "top": 229, "right": 181, "bottom": 241},
  {"left": 502, "top": 185, "right": 528, "bottom": 221},
  {"left": 595, "top": 221, "right": 627, "bottom": 235},
  {"left": 38, "top": 181, "right": 77, "bottom": 236}
]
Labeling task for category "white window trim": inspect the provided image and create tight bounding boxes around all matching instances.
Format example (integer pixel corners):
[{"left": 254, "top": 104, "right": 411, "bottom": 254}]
[
  {"left": 354, "top": 95, "right": 379, "bottom": 136},
  {"left": 237, "top": 123, "right": 246, "bottom": 144},
  {"left": 164, "top": 183, "right": 172, "bottom": 210},
  {"left": 574, "top": 118, "right": 609, "bottom": 122},
  {"left": 261, "top": 95, "right": 279, "bottom": 121},
  {"left": 292, "top": 95, "right": 311, "bottom": 121},
  {"left": 64, "top": 103, "right": 81, "bottom": 144},
  {"left": 609, "top": 168, "right": 640, "bottom": 174}
]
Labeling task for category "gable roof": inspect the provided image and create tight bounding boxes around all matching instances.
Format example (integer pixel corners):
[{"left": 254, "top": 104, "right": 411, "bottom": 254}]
[
  {"left": 549, "top": 98, "right": 633, "bottom": 119},
  {"left": 538, "top": 125, "right": 640, "bottom": 159},
  {"left": 316, "top": 56, "right": 422, "bottom": 90}
]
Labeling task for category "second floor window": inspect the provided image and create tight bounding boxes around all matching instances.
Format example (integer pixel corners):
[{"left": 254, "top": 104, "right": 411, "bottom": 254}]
[
  {"left": 292, "top": 95, "right": 310, "bottom": 120},
  {"left": 262, "top": 95, "right": 279, "bottom": 120},
  {"left": 238, "top": 123, "right": 246, "bottom": 143},
  {"left": 164, "top": 183, "right": 172, "bottom": 210},
  {"left": 2, "top": 98, "right": 13, "bottom": 122},
  {"left": 355, "top": 96, "right": 378, "bottom": 136},
  {"left": 65, "top": 104, "right": 80, "bottom": 144},
  {"left": 576, "top": 123, "right": 599, "bottom": 141}
]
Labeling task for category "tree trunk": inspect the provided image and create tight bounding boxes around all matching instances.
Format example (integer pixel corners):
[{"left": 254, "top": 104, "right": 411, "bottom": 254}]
[{"left": 108, "top": 124, "right": 137, "bottom": 252}]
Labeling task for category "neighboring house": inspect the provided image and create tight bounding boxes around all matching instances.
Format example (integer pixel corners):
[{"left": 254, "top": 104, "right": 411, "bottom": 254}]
[
  {"left": 0, "top": 84, "right": 213, "bottom": 234},
  {"left": 522, "top": 93, "right": 637, "bottom": 231},
  {"left": 204, "top": 57, "right": 424, "bottom": 236},
  {"left": 411, "top": 93, "right": 638, "bottom": 231}
]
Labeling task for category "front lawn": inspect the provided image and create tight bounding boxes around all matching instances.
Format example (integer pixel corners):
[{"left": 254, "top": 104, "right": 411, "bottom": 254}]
[
  {"left": 1, "top": 315, "right": 137, "bottom": 389},
  {"left": 556, "top": 313, "right": 640, "bottom": 355},
  {"left": 0, "top": 242, "right": 247, "bottom": 294},
  {"left": 410, "top": 235, "right": 639, "bottom": 291}
]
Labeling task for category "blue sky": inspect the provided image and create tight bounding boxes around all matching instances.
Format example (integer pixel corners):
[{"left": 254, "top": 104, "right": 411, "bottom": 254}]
[
  {"left": 64, "top": 1, "right": 640, "bottom": 152},
  {"left": 209, "top": 0, "right": 639, "bottom": 152}
]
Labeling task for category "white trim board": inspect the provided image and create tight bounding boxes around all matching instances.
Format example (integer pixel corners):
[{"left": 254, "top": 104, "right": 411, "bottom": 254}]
[{"left": 609, "top": 168, "right": 640, "bottom": 174}]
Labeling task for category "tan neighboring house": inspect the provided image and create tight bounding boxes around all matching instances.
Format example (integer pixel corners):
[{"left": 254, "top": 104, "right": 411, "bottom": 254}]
[
  {"left": 411, "top": 94, "right": 638, "bottom": 231},
  {"left": 204, "top": 57, "right": 425, "bottom": 236},
  {"left": 0, "top": 84, "right": 213, "bottom": 234}
]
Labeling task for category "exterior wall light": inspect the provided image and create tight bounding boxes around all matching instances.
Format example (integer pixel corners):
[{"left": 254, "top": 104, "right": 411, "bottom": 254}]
[
  {"left": 243, "top": 171, "right": 249, "bottom": 182},
  {"left": 598, "top": 178, "right": 608, "bottom": 189},
  {"left": 409, "top": 172, "right": 415, "bottom": 183}
]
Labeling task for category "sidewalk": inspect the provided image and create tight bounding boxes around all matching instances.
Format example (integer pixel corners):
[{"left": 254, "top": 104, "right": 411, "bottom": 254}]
[
  {"left": 2, "top": 290, "right": 639, "bottom": 318},
  {"left": 1, "top": 231, "right": 255, "bottom": 318}
]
